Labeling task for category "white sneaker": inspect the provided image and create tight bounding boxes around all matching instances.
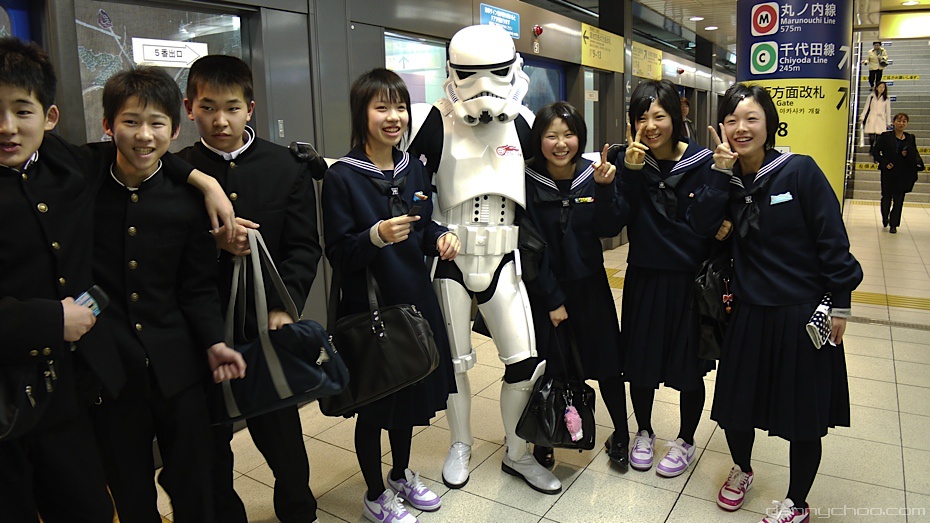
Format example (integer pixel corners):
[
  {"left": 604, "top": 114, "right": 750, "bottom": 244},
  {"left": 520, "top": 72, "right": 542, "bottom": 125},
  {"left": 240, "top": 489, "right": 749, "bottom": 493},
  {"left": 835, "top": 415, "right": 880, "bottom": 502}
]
[
  {"left": 363, "top": 489, "right": 417, "bottom": 523},
  {"left": 760, "top": 498, "right": 810, "bottom": 523},
  {"left": 387, "top": 468, "right": 441, "bottom": 511},
  {"left": 629, "top": 430, "right": 656, "bottom": 471},
  {"left": 717, "top": 465, "right": 754, "bottom": 511}
]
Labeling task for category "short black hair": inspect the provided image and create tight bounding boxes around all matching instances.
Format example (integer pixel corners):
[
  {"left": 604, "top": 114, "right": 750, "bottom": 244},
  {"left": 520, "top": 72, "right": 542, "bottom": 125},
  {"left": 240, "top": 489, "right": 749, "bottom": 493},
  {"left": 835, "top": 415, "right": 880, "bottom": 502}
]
[
  {"left": 103, "top": 67, "right": 182, "bottom": 134},
  {"left": 628, "top": 79, "right": 683, "bottom": 145},
  {"left": 894, "top": 112, "right": 909, "bottom": 122},
  {"left": 0, "top": 37, "right": 57, "bottom": 111},
  {"left": 717, "top": 83, "right": 780, "bottom": 150},
  {"left": 187, "top": 55, "right": 253, "bottom": 102},
  {"left": 349, "top": 68, "right": 411, "bottom": 149},
  {"left": 873, "top": 41, "right": 882, "bottom": 45},
  {"left": 529, "top": 101, "right": 587, "bottom": 171}
]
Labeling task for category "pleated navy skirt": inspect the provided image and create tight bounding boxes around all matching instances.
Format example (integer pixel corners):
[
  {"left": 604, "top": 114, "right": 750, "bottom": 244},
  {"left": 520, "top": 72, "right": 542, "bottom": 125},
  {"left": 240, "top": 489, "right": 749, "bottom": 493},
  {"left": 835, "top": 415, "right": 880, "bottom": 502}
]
[
  {"left": 535, "top": 272, "right": 623, "bottom": 381},
  {"left": 711, "top": 300, "right": 851, "bottom": 441},
  {"left": 621, "top": 266, "right": 713, "bottom": 391}
]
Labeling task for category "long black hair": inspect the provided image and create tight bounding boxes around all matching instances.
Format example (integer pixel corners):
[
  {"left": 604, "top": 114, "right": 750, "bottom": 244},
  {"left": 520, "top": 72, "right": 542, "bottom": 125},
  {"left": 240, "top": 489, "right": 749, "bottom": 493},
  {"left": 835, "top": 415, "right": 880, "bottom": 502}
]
[
  {"left": 349, "top": 68, "right": 411, "bottom": 149},
  {"left": 628, "top": 79, "right": 683, "bottom": 144}
]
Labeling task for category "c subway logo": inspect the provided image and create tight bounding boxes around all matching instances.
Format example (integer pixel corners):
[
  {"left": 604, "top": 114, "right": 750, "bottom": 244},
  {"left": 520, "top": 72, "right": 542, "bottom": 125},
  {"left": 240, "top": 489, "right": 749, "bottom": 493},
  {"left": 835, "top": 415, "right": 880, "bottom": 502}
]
[
  {"left": 750, "top": 41, "right": 778, "bottom": 75},
  {"left": 496, "top": 145, "right": 522, "bottom": 157},
  {"left": 751, "top": 2, "right": 779, "bottom": 36}
]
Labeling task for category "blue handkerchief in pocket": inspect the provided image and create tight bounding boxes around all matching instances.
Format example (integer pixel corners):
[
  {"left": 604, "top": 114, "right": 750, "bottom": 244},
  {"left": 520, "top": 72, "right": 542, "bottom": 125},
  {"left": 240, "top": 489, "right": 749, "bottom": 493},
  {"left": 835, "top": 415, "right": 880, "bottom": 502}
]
[{"left": 770, "top": 192, "right": 793, "bottom": 205}]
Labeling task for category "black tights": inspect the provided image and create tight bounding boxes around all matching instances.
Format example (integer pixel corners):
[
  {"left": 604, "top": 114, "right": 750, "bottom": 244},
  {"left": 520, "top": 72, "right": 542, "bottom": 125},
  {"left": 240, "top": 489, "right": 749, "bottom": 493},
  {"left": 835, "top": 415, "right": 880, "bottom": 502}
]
[
  {"left": 724, "top": 429, "right": 822, "bottom": 508},
  {"left": 629, "top": 382, "right": 705, "bottom": 445},
  {"left": 355, "top": 418, "right": 413, "bottom": 501},
  {"left": 599, "top": 375, "right": 630, "bottom": 445}
]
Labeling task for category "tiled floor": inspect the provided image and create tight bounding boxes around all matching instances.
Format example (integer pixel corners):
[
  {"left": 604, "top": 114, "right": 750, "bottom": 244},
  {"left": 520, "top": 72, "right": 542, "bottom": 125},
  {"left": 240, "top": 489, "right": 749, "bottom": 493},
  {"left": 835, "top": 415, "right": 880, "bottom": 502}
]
[{"left": 157, "top": 200, "right": 930, "bottom": 522}]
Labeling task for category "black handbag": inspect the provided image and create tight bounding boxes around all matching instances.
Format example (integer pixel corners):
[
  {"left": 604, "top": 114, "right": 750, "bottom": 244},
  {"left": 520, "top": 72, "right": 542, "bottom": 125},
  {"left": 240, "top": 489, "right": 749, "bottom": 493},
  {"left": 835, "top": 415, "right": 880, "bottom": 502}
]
[
  {"left": 694, "top": 245, "right": 734, "bottom": 360},
  {"left": 214, "top": 230, "right": 349, "bottom": 424},
  {"left": 516, "top": 323, "right": 596, "bottom": 450},
  {"left": 318, "top": 266, "right": 440, "bottom": 417}
]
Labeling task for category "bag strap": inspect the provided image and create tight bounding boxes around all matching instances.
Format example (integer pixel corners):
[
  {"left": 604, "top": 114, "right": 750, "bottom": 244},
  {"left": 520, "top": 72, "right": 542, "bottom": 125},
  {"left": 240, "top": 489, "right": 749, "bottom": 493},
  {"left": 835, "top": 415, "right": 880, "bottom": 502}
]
[
  {"left": 223, "top": 230, "right": 297, "bottom": 418},
  {"left": 551, "top": 321, "right": 587, "bottom": 380},
  {"left": 326, "top": 260, "right": 385, "bottom": 335}
]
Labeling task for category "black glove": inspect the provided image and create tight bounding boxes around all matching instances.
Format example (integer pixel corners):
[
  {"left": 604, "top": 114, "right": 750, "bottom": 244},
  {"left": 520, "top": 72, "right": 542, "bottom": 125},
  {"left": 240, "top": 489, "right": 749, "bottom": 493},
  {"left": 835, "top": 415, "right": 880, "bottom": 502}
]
[{"left": 289, "top": 141, "right": 329, "bottom": 180}]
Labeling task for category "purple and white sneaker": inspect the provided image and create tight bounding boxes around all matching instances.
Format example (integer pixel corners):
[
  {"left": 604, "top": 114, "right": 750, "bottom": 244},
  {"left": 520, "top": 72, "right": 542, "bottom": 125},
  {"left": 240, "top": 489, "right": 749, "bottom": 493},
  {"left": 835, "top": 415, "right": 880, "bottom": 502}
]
[
  {"left": 387, "top": 468, "right": 441, "bottom": 511},
  {"left": 630, "top": 430, "right": 656, "bottom": 471},
  {"left": 363, "top": 489, "right": 417, "bottom": 523},
  {"left": 656, "top": 438, "right": 696, "bottom": 477}
]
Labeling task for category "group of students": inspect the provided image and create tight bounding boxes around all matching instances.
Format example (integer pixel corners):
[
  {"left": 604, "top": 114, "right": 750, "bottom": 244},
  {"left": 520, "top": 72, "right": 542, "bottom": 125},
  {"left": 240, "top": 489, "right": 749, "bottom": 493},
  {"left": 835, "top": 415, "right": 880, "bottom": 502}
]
[
  {"left": 1, "top": 37, "right": 322, "bottom": 523},
  {"left": 1, "top": 32, "right": 863, "bottom": 523}
]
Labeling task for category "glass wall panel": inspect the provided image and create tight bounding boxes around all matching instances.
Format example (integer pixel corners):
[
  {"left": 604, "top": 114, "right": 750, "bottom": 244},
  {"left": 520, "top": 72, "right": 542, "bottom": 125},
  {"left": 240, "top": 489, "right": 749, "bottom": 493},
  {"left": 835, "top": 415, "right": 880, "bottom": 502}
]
[
  {"left": 523, "top": 61, "right": 563, "bottom": 115},
  {"left": 0, "top": 7, "right": 11, "bottom": 37},
  {"left": 74, "top": 1, "right": 243, "bottom": 148},
  {"left": 385, "top": 32, "right": 446, "bottom": 105}
]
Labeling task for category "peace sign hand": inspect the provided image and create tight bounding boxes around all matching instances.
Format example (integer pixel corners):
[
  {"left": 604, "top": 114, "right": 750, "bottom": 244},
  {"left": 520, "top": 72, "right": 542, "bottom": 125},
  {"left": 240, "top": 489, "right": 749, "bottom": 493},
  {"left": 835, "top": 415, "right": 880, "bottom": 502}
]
[
  {"left": 593, "top": 143, "right": 616, "bottom": 185},
  {"left": 624, "top": 123, "right": 648, "bottom": 170},
  {"left": 709, "top": 124, "right": 738, "bottom": 171}
]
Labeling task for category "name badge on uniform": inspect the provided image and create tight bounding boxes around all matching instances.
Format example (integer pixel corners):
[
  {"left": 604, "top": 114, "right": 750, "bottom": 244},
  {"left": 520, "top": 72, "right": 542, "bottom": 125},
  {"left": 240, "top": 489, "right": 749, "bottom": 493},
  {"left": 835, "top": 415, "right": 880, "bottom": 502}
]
[{"left": 770, "top": 192, "right": 793, "bottom": 205}]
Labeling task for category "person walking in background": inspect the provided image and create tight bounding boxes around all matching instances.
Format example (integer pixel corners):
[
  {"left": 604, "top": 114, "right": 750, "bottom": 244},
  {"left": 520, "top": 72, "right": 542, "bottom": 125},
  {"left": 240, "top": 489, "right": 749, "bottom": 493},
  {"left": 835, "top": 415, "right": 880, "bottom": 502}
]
[
  {"left": 873, "top": 112, "right": 925, "bottom": 234},
  {"left": 322, "top": 68, "right": 460, "bottom": 523},
  {"left": 862, "top": 41, "right": 889, "bottom": 88},
  {"left": 521, "top": 102, "right": 630, "bottom": 471},
  {"left": 703, "top": 83, "right": 862, "bottom": 523},
  {"left": 681, "top": 97, "right": 698, "bottom": 145},
  {"left": 859, "top": 81, "right": 891, "bottom": 151}
]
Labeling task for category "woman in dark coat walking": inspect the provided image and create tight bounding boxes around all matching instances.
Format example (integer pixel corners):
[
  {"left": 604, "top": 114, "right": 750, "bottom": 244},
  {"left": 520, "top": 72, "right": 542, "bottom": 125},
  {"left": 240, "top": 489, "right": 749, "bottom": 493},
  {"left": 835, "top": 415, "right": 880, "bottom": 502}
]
[{"left": 872, "top": 112, "right": 925, "bottom": 233}]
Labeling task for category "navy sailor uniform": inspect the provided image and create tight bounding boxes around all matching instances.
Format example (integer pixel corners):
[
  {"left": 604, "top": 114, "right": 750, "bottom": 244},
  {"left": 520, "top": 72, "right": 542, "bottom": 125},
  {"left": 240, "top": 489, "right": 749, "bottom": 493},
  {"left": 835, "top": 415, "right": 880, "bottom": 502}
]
[
  {"left": 602, "top": 140, "right": 726, "bottom": 391},
  {"left": 523, "top": 159, "right": 623, "bottom": 379},
  {"left": 322, "top": 147, "right": 455, "bottom": 428},
  {"left": 707, "top": 150, "right": 863, "bottom": 440}
]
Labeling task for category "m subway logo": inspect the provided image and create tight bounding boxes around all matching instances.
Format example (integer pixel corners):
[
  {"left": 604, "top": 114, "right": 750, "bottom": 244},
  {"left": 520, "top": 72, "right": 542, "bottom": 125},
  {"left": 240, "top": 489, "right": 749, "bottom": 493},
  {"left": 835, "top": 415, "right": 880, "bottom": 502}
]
[{"left": 751, "top": 2, "right": 779, "bottom": 36}]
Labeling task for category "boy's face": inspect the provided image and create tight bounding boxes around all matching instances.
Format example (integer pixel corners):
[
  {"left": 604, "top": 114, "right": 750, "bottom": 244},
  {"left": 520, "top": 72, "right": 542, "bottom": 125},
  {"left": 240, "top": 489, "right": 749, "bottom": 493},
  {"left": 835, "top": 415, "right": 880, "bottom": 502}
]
[
  {"left": 103, "top": 96, "right": 178, "bottom": 180},
  {"left": 185, "top": 84, "right": 254, "bottom": 153},
  {"left": 0, "top": 84, "right": 59, "bottom": 169}
]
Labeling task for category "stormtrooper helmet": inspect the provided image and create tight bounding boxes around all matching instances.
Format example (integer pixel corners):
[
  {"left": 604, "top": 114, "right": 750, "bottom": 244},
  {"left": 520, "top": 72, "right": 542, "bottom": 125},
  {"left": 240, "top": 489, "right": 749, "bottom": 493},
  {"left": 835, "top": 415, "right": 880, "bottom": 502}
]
[{"left": 443, "top": 25, "right": 530, "bottom": 126}]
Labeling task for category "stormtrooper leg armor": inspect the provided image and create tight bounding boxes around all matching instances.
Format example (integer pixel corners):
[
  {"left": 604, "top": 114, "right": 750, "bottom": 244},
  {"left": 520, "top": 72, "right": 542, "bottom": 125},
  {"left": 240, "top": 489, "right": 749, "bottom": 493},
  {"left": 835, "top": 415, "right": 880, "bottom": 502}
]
[
  {"left": 435, "top": 260, "right": 560, "bottom": 493},
  {"left": 434, "top": 277, "right": 475, "bottom": 488}
]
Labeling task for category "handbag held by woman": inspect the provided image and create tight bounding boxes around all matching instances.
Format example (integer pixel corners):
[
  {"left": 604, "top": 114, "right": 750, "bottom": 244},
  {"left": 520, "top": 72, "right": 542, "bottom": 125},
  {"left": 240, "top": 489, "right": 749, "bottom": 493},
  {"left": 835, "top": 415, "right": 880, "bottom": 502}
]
[
  {"left": 214, "top": 230, "right": 349, "bottom": 424},
  {"left": 318, "top": 266, "right": 440, "bottom": 417},
  {"left": 516, "top": 322, "right": 596, "bottom": 450}
]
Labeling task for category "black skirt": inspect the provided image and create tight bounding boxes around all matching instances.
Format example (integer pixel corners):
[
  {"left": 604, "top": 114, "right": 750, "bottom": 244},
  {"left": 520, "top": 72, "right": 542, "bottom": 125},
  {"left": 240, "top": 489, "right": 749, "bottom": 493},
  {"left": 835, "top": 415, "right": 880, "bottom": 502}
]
[
  {"left": 710, "top": 301, "right": 851, "bottom": 441},
  {"left": 534, "top": 272, "right": 623, "bottom": 381},
  {"left": 621, "top": 266, "right": 713, "bottom": 391}
]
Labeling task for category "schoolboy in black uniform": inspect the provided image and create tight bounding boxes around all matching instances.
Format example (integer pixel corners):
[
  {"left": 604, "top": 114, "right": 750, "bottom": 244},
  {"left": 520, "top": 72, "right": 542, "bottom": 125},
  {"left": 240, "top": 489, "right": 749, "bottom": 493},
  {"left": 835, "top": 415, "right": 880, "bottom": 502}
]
[
  {"left": 0, "top": 36, "right": 125, "bottom": 523},
  {"left": 90, "top": 67, "right": 246, "bottom": 523},
  {"left": 179, "top": 55, "right": 323, "bottom": 523},
  {"left": 0, "top": 35, "right": 237, "bottom": 522}
]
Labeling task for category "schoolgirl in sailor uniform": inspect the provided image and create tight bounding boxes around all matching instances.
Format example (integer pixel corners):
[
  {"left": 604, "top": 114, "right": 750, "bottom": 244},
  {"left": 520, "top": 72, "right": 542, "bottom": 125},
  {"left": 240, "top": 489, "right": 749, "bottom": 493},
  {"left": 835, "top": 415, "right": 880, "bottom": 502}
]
[
  {"left": 703, "top": 83, "right": 863, "bottom": 523},
  {"left": 521, "top": 102, "right": 629, "bottom": 470},
  {"left": 605, "top": 79, "right": 727, "bottom": 479},
  {"left": 322, "top": 69, "right": 459, "bottom": 523}
]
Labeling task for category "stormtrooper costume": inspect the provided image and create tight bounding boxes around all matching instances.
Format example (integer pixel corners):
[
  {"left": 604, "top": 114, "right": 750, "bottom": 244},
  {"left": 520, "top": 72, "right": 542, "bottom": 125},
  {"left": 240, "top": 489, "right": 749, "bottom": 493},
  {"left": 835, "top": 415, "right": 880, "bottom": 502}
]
[{"left": 407, "top": 24, "right": 560, "bottom": 494}]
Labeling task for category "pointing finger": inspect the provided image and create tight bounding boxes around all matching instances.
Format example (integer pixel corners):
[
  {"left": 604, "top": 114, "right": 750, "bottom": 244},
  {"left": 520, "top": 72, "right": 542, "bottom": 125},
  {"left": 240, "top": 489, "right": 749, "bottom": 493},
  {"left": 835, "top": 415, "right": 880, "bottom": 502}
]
[
  {"left": 601, "top": 143, "right": 609, "bottom": 165},
  {"left": 626, "top": 123, "right": 633, "bottom": 144},
  {"left": 718, "top": 123, "right": 730, "bottom": 149},
  {"left": 634, "top": 125, "right": 643, "bottom": 145}
]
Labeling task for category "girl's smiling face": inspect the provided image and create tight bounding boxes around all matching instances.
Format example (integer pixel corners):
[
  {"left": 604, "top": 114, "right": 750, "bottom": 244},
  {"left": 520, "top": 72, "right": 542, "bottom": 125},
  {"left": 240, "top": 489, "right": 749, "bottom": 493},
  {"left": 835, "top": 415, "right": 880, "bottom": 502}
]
[
  {"left": 635, "top": 100, "right": 675, "bottom": 156},
  {"left": 723, "top": 97, "right": 768, "bottom": 161},
  {"left": 541, "top": 117, "right": 578, "bottom": 173},
  {"left": 365, "top": 93, "right": 408, "bottom": 153}
]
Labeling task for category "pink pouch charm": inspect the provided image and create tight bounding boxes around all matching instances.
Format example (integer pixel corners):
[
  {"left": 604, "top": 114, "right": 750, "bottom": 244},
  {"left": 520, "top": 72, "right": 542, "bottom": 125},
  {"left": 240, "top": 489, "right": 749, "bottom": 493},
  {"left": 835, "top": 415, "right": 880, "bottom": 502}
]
[{"left": 564, "top": 405, "right": 583, "bottom": 441}]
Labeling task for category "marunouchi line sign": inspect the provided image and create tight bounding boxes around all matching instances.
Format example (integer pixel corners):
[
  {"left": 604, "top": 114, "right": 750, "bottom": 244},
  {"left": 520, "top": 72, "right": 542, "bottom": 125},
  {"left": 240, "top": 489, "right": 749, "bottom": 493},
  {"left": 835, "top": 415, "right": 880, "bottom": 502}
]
[{"left": 737, "top": 0, "right": 853, "bottom": 202}]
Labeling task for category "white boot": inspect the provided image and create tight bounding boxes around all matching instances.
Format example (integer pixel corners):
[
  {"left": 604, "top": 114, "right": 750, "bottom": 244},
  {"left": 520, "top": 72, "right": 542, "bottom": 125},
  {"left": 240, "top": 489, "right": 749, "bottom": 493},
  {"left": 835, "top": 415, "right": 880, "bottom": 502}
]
[
  {"left": 442, "top": 373, "right": 473, "bottom": 488},
  {"left": 499, "top": 362, "right": 561, "bottom": 494}
]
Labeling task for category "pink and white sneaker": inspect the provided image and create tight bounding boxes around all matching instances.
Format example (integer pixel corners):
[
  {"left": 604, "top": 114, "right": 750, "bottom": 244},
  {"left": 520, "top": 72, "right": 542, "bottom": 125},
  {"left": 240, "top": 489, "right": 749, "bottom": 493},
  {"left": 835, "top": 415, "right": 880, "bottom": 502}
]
[
  {"left": 387, "top": 468, "right": 441, "bottom": 512},
  {"left": 717, "top": 465, "right": 754, "bottom": 511}
]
